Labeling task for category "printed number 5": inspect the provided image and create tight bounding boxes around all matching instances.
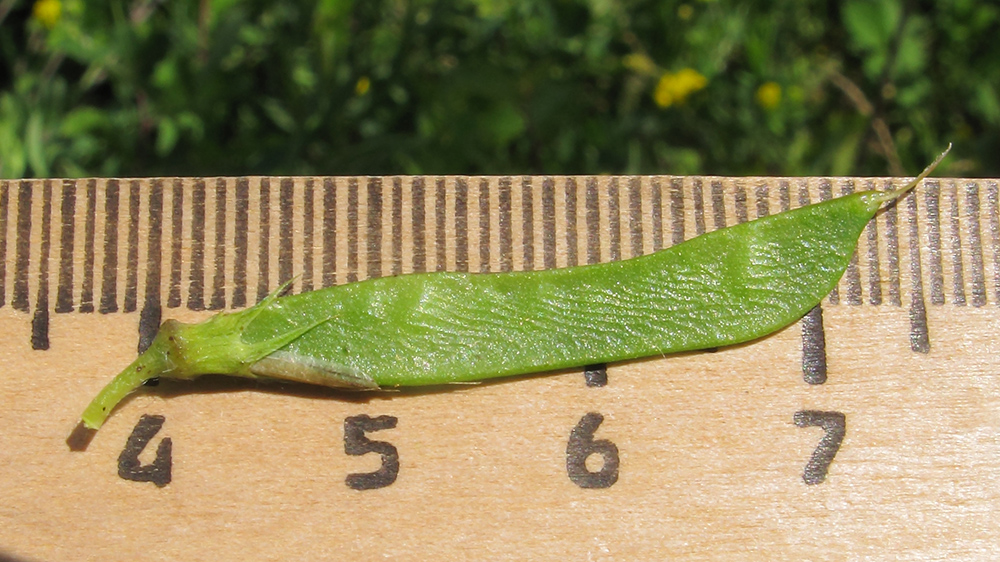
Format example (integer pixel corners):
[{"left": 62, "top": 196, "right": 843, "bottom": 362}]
[{"left": 344, "top": 415, "right": 399, "bottom": 490}]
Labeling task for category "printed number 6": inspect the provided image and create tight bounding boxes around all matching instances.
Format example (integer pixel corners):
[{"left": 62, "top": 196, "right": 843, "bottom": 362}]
[{"left": 566, "top": 412, "right": 619, "bottom": 489}]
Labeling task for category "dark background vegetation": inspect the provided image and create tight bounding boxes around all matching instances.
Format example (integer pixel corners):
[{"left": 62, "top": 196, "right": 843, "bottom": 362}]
[{"left": 1, "top": 0, "right": 996, "bottom": 179}]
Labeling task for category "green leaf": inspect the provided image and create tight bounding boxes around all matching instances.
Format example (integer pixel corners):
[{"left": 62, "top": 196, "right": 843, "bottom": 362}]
[
  {"left": 842, "top": 0, "right": 901, "bottom": 49},
  {"left": 156, "top": 118, "right": 179, "bottom": 156},
  {"left": 482, "top": 103, "right": 525, "bottom": 146},
  {"left": 26, "top": 113, "right": 49, "bottom": 178},
  {"left": 974, "top": 83, "right": 1000, "bottom": 125},
  {"left": 292, "top": 61, "right": 317, "bottom": 93},
  {"left": 152, "top": 59, "right": 179, "bottom": 90},
  {"left": 893, "top": 17, "right": 929, "bottom": 77},
  {"left": 895, "top": 80, "right": 931, "bottom": 108},
  {"left": 59, "top": 107, "right": 106, "bottom": 137},
  {"left": 176, "top": 112, "right": 206, "bottom": 141},
  {"left": 830, "top": 131, "right": 864, "bottom": 176},
  {"left": 261, "top": 98, "right": 296, "bottom": 133},
  {"left": 0, "top": 125, "right": 26, "bottom": 180}
]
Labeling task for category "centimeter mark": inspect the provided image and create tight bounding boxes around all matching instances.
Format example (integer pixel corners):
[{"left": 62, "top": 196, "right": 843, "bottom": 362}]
[{"left": 1, "top": 177, "right": 997, "bottom": 378}]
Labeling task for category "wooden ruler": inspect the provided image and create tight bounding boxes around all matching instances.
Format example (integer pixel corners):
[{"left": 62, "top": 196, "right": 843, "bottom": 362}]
[{"left": 1, "top": 176, "right": 997, "bottom": 561}]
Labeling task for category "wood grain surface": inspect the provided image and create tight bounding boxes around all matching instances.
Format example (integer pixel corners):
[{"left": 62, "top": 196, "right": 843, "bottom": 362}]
[{"left": 0, "top": 175, "right": 997, "bottom": 561}]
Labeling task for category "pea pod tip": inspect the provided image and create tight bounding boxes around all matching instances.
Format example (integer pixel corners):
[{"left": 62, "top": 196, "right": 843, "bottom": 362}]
[{"left": 872, "top": 143, "right": 951, "bottom": 206}]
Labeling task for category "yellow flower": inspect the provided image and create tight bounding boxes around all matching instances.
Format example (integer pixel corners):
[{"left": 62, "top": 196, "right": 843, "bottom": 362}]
[
  {"left": 32, "top": 0, "right": 61, "bottom": 29},
  {"left": 677, "top": 4, "right": 694, "bottom": 20},
  {"left": 355, "top": 76, "right": 371, "bottom": 96},
  {"left": 756, "top": 81, "right": 782, "bottom": 110},
  {"left": 654, "top": 68, "right": 707, "bottom": 108}
]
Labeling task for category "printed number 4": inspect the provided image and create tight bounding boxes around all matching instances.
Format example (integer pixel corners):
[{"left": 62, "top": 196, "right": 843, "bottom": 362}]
[{"left": 118, "top": 414, "right": 172, "bottom": 488}]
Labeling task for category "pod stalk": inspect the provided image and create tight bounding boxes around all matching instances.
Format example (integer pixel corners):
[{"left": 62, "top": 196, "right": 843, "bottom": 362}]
[
  {"left": 80, "top": 283, "right": 329, "bottom": 429},
  {"left": 80, "top": 337, "right": 172, "bottom": 430}
]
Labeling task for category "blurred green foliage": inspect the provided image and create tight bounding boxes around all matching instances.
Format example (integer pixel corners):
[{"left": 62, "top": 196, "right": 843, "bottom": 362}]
[{"left": 0, "top": 0, "right": 996, "bottom": 178}]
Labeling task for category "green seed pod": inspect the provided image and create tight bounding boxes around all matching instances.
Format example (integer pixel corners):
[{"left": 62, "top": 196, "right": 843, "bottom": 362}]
[{"left": 80, "top": 148, "right": 949, "bottom": 430}]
